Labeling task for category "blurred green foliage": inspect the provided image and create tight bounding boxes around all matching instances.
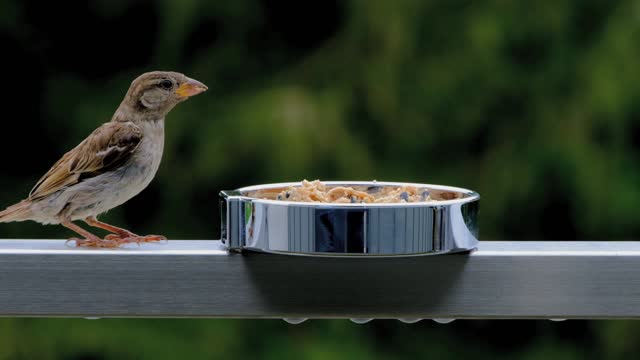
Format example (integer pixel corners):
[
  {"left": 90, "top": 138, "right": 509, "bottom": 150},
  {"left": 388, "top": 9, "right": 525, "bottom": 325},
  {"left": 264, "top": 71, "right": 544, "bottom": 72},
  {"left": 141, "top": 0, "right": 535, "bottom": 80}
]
[
  {"left": 2, "top": 318, "right": 640, "bottom": 360},
  {"left": 0, "top": 318, "right": 628, "bottom": 360},
  {"left": 1, "top": 0, "right": 640, "bottom": 359}
]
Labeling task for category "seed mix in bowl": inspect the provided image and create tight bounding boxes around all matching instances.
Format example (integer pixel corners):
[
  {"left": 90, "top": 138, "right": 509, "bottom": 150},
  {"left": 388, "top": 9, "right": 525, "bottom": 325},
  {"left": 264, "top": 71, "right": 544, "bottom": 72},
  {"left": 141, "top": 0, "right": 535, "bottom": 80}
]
[{"left": 249, "top": 180, "right": 463, "bottom": 204}]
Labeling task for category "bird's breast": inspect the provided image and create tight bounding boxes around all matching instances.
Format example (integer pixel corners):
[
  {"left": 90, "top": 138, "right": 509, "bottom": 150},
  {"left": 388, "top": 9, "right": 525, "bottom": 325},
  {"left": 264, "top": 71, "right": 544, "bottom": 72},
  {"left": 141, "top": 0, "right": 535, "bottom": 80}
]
[
  {"left": 101, "top": 120, "right": 165, "bottom": 205},
  {"left": 128, "top": 120, "right": 165, "bottom": 189}
]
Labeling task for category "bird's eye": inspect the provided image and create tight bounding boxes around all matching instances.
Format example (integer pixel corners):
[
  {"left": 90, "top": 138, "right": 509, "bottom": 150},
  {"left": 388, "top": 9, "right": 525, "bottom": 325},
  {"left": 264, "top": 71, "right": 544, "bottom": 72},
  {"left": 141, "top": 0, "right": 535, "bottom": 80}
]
[{"left": 158, "top": 80, "right": 173, "bottom": 89}]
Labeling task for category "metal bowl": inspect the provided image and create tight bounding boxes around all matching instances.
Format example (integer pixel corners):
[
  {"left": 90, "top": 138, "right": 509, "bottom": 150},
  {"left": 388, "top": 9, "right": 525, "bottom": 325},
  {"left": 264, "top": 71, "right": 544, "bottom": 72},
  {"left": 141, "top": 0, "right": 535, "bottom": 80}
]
[{"left": 220, "top": 181, "right": 479, "bottom": 257}]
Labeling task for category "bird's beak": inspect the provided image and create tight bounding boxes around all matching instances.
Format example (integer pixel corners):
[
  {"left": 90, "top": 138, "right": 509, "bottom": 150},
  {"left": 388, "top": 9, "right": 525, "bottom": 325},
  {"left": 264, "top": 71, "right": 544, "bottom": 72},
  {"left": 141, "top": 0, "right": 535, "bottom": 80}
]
[{"left": 176, "top": 77, "right": 208, "bottom": 98}]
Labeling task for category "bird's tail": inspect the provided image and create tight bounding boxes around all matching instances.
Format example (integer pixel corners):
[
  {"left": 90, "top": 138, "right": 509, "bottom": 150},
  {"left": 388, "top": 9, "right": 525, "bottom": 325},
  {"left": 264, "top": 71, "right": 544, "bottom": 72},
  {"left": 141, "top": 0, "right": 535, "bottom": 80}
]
[{"left": 0, "top": 200, "right": 33, "bottom": 223}]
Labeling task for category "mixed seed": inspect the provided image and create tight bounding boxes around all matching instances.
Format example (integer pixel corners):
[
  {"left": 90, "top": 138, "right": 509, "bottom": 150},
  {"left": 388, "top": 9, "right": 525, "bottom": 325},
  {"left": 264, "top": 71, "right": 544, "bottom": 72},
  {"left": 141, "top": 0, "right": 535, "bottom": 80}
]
[{"left": 251, "top": 180, "right": 462, "bottom": 203}]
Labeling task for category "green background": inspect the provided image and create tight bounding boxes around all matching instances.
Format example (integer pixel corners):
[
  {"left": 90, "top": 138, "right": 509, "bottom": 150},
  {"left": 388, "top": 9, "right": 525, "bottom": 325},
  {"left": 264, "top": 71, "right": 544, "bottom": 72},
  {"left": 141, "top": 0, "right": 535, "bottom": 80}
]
[{"left": 1, "top": 0, "right": 640, "bottom": 358}]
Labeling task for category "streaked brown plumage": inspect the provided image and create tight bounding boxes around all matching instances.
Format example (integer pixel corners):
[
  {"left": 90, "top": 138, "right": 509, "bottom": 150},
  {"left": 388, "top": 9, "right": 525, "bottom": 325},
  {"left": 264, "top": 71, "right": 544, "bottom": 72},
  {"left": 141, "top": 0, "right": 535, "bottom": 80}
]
[{"left": 0, "top": 71, "right": 207, "bottom": 248}]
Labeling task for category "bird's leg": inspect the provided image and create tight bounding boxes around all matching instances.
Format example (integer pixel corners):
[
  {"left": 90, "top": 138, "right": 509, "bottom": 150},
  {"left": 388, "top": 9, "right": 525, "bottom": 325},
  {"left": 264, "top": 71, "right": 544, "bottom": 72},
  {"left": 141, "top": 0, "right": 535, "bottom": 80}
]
[
  {"left": 84, "top": 216, "right": 166, "bottom": 245},
  {"left": 84, "top": 216, "right": 137, "bottom": 238},
  {"left": 62, "top": 221, "right": 120, "bottom": 248}
]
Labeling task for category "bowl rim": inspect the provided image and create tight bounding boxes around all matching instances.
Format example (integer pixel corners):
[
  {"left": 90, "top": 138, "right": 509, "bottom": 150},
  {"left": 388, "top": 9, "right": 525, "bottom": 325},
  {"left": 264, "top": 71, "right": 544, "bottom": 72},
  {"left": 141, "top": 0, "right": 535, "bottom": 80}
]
[{"left": 230, "top": 181, "right": 480, "bottom": 208}]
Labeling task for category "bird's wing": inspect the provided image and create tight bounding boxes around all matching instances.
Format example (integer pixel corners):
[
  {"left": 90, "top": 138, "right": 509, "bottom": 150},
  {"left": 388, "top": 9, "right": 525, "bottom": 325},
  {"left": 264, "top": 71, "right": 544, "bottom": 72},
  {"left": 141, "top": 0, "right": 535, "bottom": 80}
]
[{"left": 29, "top": 122, "right": 143, "bottom": 200}]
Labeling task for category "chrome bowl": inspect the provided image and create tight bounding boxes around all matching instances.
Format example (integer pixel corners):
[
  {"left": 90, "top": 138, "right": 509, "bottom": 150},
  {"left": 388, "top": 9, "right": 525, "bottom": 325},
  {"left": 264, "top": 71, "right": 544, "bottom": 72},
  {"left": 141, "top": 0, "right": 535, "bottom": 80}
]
[{"left": 220, "top": 181, "right": 479, "bottom": 257}]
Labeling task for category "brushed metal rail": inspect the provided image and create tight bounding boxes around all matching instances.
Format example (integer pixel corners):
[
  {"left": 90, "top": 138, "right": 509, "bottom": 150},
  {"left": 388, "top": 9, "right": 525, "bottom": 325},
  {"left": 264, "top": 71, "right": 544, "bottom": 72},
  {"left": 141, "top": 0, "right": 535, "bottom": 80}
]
[{"left": 0, "top": 240, "right": 639, "bottom": 319}]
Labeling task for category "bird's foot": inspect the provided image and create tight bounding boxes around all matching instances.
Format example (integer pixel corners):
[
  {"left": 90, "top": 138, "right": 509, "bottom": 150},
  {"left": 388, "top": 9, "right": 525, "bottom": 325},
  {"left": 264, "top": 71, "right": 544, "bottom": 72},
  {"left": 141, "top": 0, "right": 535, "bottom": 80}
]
[
  {"left": 67, "top": 237, "right": 121, "bottom": 248},
  {"left": 104, "top": 233, "right": 167, "bottom": 246},
  {"left": 66, "top": 235, "right": 167, "bottom": 248}
]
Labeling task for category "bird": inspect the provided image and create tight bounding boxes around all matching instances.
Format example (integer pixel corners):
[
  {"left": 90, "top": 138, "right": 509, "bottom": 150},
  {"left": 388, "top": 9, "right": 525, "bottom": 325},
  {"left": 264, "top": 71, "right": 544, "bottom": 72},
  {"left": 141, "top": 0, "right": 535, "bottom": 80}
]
[{"left": 0, "top": 71, "right": 207, "bottom": 248}]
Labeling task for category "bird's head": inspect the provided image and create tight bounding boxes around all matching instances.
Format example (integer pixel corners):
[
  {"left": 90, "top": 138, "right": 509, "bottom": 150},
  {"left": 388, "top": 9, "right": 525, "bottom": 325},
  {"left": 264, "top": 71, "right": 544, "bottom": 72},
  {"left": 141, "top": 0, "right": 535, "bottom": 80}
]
[{"left": 115, "top": 71, "right": 208, "bottom": 121}]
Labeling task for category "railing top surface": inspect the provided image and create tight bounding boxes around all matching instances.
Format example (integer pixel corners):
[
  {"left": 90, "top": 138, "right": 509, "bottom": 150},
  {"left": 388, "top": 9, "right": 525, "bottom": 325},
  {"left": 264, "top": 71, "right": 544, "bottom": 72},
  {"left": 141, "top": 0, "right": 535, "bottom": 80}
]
[{"left": 0, "top": 239, "right": 638, "bottom": 256}]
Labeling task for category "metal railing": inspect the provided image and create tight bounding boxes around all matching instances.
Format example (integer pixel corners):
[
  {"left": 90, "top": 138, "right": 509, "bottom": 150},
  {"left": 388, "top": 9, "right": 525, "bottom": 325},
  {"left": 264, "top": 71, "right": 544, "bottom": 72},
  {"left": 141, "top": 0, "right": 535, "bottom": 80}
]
[{"left": 1, "top": 240, "right": 639, "bottom": 320}]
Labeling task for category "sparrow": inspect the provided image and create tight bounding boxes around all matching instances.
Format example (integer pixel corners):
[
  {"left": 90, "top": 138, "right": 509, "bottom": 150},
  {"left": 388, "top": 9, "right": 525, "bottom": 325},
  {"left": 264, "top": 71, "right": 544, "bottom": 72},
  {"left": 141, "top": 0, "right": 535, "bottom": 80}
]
[{"left": 0, "top": 71, "right": 207, "bottom": 248}]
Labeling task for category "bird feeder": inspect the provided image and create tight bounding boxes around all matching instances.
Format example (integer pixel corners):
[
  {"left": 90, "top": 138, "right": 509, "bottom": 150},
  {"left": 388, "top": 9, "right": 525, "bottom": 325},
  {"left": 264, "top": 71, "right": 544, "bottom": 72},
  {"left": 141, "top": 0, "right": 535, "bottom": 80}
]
[{"left": 220, "top": 181, "right": 479, "bottom": 256}]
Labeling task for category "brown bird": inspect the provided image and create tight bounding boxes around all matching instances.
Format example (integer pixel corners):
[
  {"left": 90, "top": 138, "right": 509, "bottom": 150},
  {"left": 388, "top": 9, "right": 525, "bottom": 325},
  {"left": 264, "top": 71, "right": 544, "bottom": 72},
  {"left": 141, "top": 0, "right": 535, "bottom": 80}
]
[{"left": 0, "top": 71, "right": 207, "bottom": 248}]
